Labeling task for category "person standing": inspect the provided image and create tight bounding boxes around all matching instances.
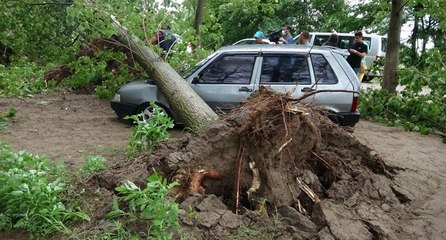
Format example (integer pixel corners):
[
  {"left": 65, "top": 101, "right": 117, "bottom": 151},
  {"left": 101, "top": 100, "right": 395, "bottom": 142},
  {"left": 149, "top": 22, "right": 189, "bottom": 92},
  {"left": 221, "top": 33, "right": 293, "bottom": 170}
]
[
  {"left": 279, "top": 25, "right": 294, "bottom": 44},
  {"left": 322, "top": 33, "right": 338, "bottom": 47},
  {"left": 346, "top": 32, "right": 368, "bottom": 74},
  {"left": 150, "top": 27, "right": 178, "bottom": 52},
  {"left": 357, "top": 38, "right": 370, "bottom": 82},
  {"left": 254, "top": 31, "right": 266, "bottom": 44},
  {"left": 297, "top": 31, "right": 311, "bottom": 47}
]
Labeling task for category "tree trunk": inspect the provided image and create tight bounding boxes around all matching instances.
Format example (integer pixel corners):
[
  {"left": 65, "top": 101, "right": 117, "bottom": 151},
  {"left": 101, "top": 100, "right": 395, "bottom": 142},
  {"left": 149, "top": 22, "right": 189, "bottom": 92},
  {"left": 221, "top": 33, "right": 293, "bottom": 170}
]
[
  {"left": 381, "top": 0, "right": 404, "bottom": 93},
  {"left": 112, "top": 19, "right": 218, "bottom": 130},
  {"left": 410, "top": 11, "right": 419, "bottom": 58},
  {"left": 193, "top": 0, "right": 206, "bottom": 48}
]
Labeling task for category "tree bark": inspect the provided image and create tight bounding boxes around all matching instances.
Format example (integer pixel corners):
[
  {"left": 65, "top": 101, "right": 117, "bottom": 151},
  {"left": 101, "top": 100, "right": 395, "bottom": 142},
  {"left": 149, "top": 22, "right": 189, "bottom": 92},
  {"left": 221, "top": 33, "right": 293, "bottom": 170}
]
[
  {"left": 193, "top": 0, "right": 206, "bottom": 47},
  {"left": 381, "top": 0, "right": 404, "bottom": 93},
  {"left": 410, "top": 5, "right": 420, "bottom": 59},
  {"left": 112, "top": 18, "right": 218, "bottom": 130}
]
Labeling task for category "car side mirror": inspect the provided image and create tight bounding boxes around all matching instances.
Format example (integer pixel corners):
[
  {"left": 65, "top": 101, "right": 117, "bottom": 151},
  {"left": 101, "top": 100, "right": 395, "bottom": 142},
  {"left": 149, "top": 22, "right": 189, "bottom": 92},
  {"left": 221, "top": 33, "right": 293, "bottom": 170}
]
[{"left": 191, "top": 76, "right": 200, "bottom": 84}]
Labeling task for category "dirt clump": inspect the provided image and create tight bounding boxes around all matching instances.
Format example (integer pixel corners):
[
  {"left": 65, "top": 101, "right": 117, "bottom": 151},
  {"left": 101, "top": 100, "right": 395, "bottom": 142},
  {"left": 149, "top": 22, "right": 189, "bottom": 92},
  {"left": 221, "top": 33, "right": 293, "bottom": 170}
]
[{"left": 88, "top": 87, "right": 413, "bottom": 239}]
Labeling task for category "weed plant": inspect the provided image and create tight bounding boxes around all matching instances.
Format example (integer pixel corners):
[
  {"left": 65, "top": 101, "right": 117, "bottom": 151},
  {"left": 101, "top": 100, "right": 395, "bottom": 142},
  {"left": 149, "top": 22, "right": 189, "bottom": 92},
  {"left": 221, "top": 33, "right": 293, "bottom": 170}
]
[
  {"left": 0, "top": 108, "right": 17, "bottom": 130},
  {"left": 0, "top": 143, "right": 89, "bottom": 237},
  {"left": 82, "top": 155, "right": 107, "bottom": 173},
  {"left": 125, "top": 102, "right": 174, "bottom": 157},
  {"left": 107, "top": 171, "right": 179, "bottom": 240}
]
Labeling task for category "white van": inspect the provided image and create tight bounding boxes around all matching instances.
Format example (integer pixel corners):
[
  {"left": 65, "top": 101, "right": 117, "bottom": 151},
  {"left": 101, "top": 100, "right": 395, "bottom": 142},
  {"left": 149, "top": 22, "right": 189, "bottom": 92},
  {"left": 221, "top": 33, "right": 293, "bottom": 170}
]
[{"left": 294, "top": 32, "right": 387, "bottom": 80}]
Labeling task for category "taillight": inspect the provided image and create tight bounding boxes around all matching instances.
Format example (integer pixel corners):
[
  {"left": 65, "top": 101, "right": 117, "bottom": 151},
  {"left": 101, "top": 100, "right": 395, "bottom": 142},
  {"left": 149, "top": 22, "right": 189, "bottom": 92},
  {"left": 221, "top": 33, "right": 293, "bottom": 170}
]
[
  {"left": 375, "top": 56, "right": 381, "bottom": 61},
  {"left": 351, "top": 96, "right": 359, "bottom": 112}
]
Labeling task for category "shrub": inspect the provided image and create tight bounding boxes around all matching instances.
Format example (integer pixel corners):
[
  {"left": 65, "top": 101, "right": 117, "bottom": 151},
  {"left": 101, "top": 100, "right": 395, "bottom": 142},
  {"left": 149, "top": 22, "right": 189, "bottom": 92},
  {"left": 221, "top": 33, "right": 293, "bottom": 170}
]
[
  {"left": 125, "top": 102, "right": 174, "bottom": 157},
  {"left": 0, "top": 142, "right": 89, "bottom": 236},
  {"left": 107, "top": 171, "right": 179, "bottom": 239}
]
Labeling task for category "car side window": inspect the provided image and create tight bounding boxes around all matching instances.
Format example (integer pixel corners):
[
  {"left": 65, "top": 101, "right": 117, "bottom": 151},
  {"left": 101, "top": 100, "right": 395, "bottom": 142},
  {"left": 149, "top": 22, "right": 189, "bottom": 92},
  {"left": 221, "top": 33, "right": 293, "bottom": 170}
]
[
  {"left": 311, "top": 54, "right": 338, "bottom": 84},
  {"left": 199, "top": 55, "right": 255, "bottom": 84},
  {"left": 339, "top": 36, "right": 354, "bottom": 49},
  {"left": 260, "top": 54, "right": 311, "bottom": 84},
  {"left": 314, "top": 35, "right": 329, "bottom": 46}
]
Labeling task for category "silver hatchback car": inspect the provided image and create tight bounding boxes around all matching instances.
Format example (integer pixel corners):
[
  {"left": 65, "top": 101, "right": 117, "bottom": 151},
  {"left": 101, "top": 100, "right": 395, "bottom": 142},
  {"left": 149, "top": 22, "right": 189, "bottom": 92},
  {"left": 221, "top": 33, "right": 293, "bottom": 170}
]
[{"left": 111, "top": 45, "right": 361, "bottom": 126}]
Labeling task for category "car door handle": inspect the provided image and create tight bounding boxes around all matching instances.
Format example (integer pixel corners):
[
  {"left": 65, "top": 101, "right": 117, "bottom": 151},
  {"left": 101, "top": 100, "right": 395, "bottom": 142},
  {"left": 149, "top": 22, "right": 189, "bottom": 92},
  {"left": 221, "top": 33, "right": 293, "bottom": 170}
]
[
  {"left": 301, "top": 87, "right": 316, "bottom": 92},
  {"left": 239, "top": 87, "right": 253, "bottom": 92}
]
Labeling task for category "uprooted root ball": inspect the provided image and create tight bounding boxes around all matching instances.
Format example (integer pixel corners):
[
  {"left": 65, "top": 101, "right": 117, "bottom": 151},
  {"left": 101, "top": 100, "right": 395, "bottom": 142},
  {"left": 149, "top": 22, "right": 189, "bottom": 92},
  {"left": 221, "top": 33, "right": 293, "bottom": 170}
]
[{"left": 93, "top": 87, "right": 404, "bottom": 239}]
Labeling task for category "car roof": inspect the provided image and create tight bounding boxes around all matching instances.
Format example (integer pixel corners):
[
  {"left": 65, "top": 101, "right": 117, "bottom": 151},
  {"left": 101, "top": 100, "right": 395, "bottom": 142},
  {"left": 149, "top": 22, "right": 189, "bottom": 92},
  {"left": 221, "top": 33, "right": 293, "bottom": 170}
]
[
  {"left": 293, "top": 32, "right": 387, "bottom": 41},
  {"left": 232, "top": 38, "right": 272, "bottom": 45},
  {"left": 219, "top": 44, "right": 345, "bottom": 55}
]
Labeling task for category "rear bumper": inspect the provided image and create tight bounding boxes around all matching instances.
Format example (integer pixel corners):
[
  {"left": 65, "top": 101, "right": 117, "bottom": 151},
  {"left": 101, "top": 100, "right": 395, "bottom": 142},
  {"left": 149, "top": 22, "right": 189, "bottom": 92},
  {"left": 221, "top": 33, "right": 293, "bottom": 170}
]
[
  {"left": 110, "top": 101, "right": 138, "bottom": 118},
  {"left": 337, "top": 111, "right": 361, "bottom": 127}
]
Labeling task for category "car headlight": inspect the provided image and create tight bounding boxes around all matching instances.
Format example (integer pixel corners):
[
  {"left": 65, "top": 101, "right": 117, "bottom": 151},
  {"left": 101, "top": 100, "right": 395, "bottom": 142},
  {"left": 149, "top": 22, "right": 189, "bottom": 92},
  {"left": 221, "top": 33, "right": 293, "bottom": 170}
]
[{"left": 111, "top": 93, "right": 121, "bottom": 102}]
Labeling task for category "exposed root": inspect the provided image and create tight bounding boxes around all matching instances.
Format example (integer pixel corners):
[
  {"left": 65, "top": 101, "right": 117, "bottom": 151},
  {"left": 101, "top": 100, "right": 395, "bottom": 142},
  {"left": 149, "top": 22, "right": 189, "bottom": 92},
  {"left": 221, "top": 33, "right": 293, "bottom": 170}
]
[
  {"left": 278, "top": 138, "right": 293, "bottom": 153},
  {"left": 311, "top": 151, "right": 337, "bottom": 178},
  {"left": 233, "top": 145, "right": 245, "bottom": 214},
  {"left": 247, "top": 161, "right": 261, "bottom": 203},
  {"left": 296, "top": 177, "right": 320, "bottom": 204},
  {"left": 170, "top": 166, "right": 222, "bottom": 199}
]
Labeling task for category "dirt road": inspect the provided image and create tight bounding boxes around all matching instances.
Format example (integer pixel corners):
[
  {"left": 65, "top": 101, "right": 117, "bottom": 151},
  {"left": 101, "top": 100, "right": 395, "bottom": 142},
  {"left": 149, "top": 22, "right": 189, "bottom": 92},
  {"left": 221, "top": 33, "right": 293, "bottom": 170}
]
[{"left": 0, "top": 92, "right": 445, "bottom": 239}]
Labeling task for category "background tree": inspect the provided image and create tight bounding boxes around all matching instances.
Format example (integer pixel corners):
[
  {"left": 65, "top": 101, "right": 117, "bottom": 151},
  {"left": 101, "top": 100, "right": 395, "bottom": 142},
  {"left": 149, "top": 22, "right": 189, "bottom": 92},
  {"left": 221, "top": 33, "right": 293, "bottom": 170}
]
[
  {"left": 0, "top": 0, "right": 78, "bottom": 62},
  {"left": 193, "top": 0, "right": 206, "bottom": 47},
  {"left": 382, "top": 0, "right": 405, "bottom": 92}
]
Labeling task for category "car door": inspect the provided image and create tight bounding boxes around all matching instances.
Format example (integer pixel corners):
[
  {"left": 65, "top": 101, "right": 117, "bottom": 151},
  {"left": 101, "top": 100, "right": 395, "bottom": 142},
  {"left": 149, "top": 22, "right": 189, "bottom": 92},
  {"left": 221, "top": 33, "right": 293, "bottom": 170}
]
[
  {"left": 310, "top": 52, "right": 353, "bottom": 113},
  {"left": 190, "top": 53, "right": 259, "bottom": 111},
  {"left": 259, "top": 53, "right": 314, "bottom": 101}
]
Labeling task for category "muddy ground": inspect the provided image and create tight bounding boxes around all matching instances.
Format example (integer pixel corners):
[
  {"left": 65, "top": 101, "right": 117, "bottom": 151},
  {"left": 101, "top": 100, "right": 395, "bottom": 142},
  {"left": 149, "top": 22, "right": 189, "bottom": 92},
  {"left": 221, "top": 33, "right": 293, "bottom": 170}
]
[{"left": 0, "top": 90, "right": 445, "bottom": 239}]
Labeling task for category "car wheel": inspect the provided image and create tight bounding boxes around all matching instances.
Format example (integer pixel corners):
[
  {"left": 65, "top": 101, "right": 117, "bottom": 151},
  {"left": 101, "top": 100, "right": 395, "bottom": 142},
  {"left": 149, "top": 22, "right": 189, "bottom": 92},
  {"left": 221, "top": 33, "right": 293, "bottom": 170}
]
[
  {"left": 328, "top": 114, "right": 340, "bottom": 125},
  {"left": 136, "top": 102, "right": 171, "bottom": 121}
]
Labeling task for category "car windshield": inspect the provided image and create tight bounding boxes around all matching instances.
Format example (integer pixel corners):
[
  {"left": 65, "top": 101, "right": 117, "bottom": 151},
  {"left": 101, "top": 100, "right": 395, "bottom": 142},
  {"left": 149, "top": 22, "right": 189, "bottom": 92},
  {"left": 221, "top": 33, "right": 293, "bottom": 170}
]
[{"left": 181, "top": 51, "right": 219, "bottom": 79}]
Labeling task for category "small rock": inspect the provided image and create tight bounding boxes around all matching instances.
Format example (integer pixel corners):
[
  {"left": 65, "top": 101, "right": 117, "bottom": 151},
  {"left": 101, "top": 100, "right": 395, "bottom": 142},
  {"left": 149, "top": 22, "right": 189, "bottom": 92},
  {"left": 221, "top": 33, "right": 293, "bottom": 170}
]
[
  {"left": 278, "top": 205, "right": 318, "bottom": 232},
  {"left": 345, "top": 192, "right": 359, "bottom": 208},
  {"left": 196, "top": 194, "right": 228, "bottom": 212},
  {"left": 370, "top": 150, "right": 378, "bottom": 157},
  {"left": 196, "top": 211, "right": 221, "bottom": 228},
  {"left": 219, "top": 210, "right": 243, "bottom": 229},
  {"left": 381, "top": 203, "right": 391, "bottom": 212},
  {"left": 178, "top": 209, "right": 194, "bottom": 226},
  {"left": 318, "top": 226, "right": 335, "bottom": 240},
  {"left": 302, "top": 170, "right": 318, "bottom": 185},
  {"left": 180, "top": 195, "right": 202, "bottom": 210},
  {"left": 166, "top": 152, "right": 183, "bottom": 168}
]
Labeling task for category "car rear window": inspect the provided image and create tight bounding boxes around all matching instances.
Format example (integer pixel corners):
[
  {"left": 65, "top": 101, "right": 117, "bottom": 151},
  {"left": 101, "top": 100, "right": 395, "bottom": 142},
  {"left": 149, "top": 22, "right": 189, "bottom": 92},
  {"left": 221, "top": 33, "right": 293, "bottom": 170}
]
[
  {"left": 199, "top": 55, "right": 256, "bottom": 84},
  {"left": 260, "top": 54, "right": 310, "bottom": 84},
  {"left": 381, "top": 38, "right": 387, "bottom": 52},
  {"left": 311, "top": 54, "right": 338, "bottom": 84}
]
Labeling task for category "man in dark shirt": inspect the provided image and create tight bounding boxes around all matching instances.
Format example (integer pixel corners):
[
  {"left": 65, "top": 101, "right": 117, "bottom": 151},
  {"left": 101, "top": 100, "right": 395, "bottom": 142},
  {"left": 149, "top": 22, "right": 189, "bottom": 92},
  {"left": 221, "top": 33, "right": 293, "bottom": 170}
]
[
  {"left": 150, "top": 28, "right": 177, "bottom": 52},
  {"left": 346, "top": 32, "right": 368, "bottom": 74}
]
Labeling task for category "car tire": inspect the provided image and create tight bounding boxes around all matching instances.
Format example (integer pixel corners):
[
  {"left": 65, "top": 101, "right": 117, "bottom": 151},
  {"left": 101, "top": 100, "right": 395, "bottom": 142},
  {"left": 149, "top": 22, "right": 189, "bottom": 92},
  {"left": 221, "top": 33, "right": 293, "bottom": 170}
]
[
  {"left": 136, "top": 102, "right": 172, "bottom": 121},
  {"left": 328, "top": 114, "right": 340, "bottom": 125}
]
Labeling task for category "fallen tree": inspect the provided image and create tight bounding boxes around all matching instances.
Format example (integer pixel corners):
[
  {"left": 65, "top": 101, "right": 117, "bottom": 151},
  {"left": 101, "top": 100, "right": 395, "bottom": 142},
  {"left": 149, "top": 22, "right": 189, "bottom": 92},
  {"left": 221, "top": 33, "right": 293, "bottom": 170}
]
[{"left": 110, "top": 17, "right": 218, "bottom": 130}]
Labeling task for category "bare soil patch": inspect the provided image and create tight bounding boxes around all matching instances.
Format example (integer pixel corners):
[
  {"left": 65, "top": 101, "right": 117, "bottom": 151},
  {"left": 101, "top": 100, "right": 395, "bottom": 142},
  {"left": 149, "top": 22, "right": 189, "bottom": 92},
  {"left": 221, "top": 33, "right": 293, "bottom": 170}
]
[
  {"left": 1, "top": 90, "right": 445, "bottom": 239},
  {"left": 0, "top": 90, "right": 131, "bottom": 169}
]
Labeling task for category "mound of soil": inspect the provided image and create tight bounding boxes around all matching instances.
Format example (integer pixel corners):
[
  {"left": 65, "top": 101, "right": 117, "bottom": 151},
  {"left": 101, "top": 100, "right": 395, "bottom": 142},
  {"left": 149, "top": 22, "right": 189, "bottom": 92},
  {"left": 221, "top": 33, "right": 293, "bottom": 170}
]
[{"left": 86, "top": 87, "right": 412, "bottom": 239}]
